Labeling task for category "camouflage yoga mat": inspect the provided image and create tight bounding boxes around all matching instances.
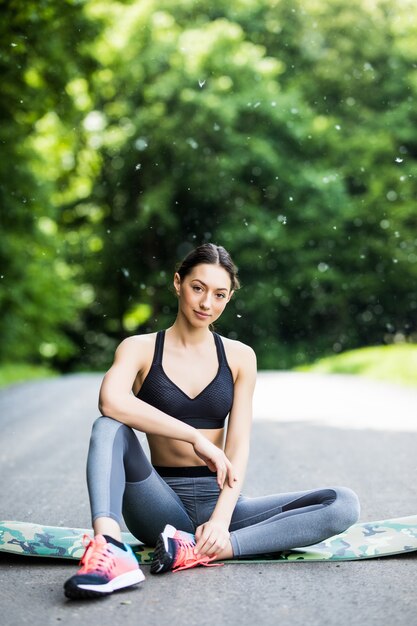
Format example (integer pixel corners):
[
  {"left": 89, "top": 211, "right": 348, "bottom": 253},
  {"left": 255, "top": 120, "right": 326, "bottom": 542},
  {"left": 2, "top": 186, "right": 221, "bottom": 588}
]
[{"left": 1, "top": 516, "right": 416, "bottom": 564}]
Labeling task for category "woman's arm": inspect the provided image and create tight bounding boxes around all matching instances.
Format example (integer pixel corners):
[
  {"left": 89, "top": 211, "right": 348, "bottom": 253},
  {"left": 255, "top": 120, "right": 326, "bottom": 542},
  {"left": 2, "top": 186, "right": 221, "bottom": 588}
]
[
  {"left": 99, "top": 335, "right": 235, "bottom": 488},
  {"left": 194, "top": 342, "right": 257, "bottom": 556}
]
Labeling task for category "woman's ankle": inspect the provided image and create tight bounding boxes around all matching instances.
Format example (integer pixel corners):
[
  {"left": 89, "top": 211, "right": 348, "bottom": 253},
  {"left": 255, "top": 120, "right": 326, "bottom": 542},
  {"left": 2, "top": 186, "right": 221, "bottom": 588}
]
[{"left": 93, "top": 517, "right": 122, "bottom": 542}]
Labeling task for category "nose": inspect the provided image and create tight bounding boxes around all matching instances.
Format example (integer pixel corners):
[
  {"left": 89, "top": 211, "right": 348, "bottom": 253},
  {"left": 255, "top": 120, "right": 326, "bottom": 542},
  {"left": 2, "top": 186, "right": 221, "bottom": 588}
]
[{"left": 200, "top": 293, "right": 211, "bottom": 310}]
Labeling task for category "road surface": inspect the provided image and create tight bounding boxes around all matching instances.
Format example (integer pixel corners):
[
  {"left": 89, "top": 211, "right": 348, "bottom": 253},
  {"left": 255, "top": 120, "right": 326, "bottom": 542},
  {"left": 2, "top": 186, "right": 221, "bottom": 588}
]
[{"left": 1, "top": 372, "right": 416, "bottom": 626}]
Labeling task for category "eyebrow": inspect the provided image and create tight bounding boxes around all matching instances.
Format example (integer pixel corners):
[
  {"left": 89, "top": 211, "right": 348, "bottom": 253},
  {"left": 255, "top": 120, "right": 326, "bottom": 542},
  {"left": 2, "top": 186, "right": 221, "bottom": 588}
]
[{"left": 191, "top": 279, "right": 229, "bottom": 292}]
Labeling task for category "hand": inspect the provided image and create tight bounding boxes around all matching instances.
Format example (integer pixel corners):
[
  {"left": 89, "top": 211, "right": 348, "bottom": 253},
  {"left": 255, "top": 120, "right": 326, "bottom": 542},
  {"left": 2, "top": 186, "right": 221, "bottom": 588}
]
[
  {"left": 192, "top": 434, "right": 237, "bottom": 489},
  {"left": 195, "top": 520, "right": 230, "bottom": 557}
]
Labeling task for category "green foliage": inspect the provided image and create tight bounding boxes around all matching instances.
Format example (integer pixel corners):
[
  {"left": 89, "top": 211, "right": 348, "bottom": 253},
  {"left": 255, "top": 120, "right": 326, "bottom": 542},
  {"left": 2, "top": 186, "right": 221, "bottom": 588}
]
[
  {"left": 1, "top": 0, "right": 417, "bottom": 370},
  {"left": 296, "top": 343, "right": 417, "bottom": 388},
  {"left": 0, "top": 363, "right": 57, "bottom": 388},
  {"left": 0, "top": 0, "right": 99, "bottom": 364}
]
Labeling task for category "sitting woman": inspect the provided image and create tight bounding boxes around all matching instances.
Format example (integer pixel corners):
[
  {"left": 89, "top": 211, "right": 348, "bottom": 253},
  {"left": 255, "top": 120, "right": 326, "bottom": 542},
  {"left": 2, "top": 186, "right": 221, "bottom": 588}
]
[{"left": 64, "top": 243, "right": 360, "bottom": 599}]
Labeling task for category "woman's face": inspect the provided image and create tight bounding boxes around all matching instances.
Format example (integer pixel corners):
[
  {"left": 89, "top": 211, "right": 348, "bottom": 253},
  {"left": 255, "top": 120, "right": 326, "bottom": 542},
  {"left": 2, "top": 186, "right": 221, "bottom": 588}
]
[{"left": 174, "top": 263, "right": 233, "bottom": 326}]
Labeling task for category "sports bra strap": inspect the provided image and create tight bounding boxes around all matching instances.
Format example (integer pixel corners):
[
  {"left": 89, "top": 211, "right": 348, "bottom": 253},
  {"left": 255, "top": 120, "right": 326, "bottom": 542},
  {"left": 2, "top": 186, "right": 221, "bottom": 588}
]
[
  {"left": 212, "top": 332, "right": 226, "bottom": 364},
  {"left": 153, "top": 330, "right": 165, "bottom": 365},
  {"left": 153, "top": 330, "right": 225, "bottom": 366}
]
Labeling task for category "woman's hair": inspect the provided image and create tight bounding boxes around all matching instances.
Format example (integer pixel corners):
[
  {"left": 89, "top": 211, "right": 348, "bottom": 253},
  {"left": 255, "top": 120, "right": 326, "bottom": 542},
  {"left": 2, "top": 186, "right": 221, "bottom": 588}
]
[{"left": 176, "top": 243, "right": 240, "bottom": 291}]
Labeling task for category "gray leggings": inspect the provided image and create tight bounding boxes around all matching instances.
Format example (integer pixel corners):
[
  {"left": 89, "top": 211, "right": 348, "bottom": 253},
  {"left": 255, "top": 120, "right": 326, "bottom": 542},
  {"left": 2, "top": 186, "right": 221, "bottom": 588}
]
[{"left": 87, "top": 416, "right": 360, "bottom": 557}]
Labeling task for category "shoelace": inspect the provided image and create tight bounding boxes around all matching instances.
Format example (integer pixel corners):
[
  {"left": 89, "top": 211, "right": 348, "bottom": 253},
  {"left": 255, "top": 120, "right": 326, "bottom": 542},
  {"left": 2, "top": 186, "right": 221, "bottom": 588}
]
[
  {"left": 78, "top": 535, "right": 114, "bottom": 574},
  {"left": 173, "top": 537, "right": 222, "bottom": 572}
]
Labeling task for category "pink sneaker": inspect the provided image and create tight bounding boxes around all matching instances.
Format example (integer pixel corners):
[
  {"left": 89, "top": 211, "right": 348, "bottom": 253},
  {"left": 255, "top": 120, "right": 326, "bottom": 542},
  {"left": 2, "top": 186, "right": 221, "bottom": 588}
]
[
  {"left": 64, "top": 534, "right": 144, "bottom": 599},
  {"left": 150, "top": 525, "right": 221, "bottom": 574}
]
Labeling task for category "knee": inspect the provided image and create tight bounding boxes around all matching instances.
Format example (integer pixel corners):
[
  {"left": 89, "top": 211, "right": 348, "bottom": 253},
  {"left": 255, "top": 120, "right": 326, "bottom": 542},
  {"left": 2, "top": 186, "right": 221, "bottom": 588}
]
[
  {"left": 91, "top": 415, "right": 127, "bottom": 438},
  {"left": 336, "top": 487, "right": 360, "bottom": 530},
  {"left": 329, "top": 486, "right": 360, "bottom": 533}
]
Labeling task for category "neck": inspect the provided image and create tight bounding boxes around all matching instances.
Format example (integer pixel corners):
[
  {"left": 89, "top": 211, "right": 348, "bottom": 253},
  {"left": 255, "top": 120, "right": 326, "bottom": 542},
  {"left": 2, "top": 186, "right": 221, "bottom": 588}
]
[{"left": 168, "top": 316, "right": 212, "bottom": 346}]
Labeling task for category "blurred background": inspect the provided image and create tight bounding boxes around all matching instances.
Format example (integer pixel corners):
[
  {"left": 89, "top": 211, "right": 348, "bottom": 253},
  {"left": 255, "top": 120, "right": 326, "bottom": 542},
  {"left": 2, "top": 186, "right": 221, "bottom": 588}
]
[{"left": 1, "top": 0, "right": 416, "bottom": 386}]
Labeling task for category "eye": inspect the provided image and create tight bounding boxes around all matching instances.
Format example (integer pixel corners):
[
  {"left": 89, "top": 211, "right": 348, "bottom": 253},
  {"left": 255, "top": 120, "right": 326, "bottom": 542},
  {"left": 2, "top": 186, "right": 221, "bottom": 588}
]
[
  {"left": 192, "top": 285, "right": 203, "bottom": 292},
  {"left": 216, "top": 293, "right": 227, "bottom": 299}
]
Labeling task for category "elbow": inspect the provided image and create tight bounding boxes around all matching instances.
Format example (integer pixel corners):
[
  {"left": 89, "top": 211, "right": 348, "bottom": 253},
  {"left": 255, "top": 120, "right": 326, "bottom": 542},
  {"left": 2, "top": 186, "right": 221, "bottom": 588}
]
[
  {"left": 98, "top": 395, "right": 115, "bottom": 418},
  {"left": 98, "top": 393, "right": 135, "bottom": 426}
]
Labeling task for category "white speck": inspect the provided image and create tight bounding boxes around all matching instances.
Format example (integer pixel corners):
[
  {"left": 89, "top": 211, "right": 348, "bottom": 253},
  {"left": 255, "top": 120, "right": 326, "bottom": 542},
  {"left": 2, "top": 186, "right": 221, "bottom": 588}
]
[
  {"left": 198, "top": 79, "right": 206, "bottom": 88},
  {"left": 277, "top": 215, "right": 287, "bottom": 224},
  {"left": 335, "top": 125, "right": 341, "bottom": 130},
  {"left": 186, "top": 138, "right": 199, "bottom": 149},
  {"left": 254, "top": 102, "right": 261, "bottom": 108},
  {"left": 271, "top": 101, "right": 277, "bottom": 107},
  {"left": 83, "top": 110, "right": 106, "bottom": 132},
  {"left": 121, "top": 268, "right": 130, "bottom": 278},
  {"left": 395, "top": 157, "right": 403, "bottom": 163},
  {"left": 135, "top": 163, "right": 141, "bottom": 170},
  {"left": 291, "top": 108, "right": 298, "bottom": 114},
  {"left": 11, "top": 43, "right": 17, "bottom": 47},
  {"left": 393, "top": 259, "right": 398, "bottom": 264},
  {"left": 135, "top": 137, "right": 148, "bottom": 151},
  {"left": 237, "top": 314, "right": 242, "bottom": 318},
  {"left": 213, "top": 123, "right": 220, "bottom": 131},
  {"left": 289, "top": 196, "right": 293, "bottom": 201},
  {"left": 318, "top": 262, "right": 329, "bottom": 272},
  {"left": 333, "top": 226, "right": 337, "bottom": 230}
]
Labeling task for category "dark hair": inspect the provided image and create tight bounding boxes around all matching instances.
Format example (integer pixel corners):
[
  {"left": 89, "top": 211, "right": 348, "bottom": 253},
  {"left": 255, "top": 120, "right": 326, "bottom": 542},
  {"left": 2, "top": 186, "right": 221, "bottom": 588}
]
[{"left": 176, "top": 243, "right": 240, "bottom": 291}]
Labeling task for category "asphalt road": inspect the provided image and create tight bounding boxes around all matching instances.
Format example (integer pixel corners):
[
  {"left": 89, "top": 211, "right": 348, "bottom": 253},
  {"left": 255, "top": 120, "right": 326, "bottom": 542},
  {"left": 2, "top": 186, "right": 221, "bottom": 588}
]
[{"left": 1, "top": 373, "right": 417, "bottom": 626}]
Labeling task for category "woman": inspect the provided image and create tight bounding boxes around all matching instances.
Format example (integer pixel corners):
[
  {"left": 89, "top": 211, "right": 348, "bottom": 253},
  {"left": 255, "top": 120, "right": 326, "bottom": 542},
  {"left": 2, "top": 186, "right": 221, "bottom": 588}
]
[{"left": 64, "top": 243, "right": 360, "bottom": 599}]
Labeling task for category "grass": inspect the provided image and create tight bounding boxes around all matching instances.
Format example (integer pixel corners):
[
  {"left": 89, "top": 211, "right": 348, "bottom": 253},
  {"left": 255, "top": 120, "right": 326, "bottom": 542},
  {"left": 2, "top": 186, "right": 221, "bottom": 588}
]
[
  {"left": 295, "top": 344, "right": 417, "bottom": 388},
  {"left": 0, "top": 363, "right": 58, "bottom": 388}
]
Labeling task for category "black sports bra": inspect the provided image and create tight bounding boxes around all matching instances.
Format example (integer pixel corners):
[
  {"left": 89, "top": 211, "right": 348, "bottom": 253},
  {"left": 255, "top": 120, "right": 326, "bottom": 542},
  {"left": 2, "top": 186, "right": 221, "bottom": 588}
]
[{"left": 136, "top": 330, "right": 234, "bottom": 429}]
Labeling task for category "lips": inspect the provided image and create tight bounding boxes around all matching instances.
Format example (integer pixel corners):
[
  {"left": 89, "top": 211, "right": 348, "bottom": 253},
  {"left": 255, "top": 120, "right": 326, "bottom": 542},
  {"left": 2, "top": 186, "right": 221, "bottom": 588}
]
[{"left": 194, "top": 310, "right": 210, "bottom": 319}]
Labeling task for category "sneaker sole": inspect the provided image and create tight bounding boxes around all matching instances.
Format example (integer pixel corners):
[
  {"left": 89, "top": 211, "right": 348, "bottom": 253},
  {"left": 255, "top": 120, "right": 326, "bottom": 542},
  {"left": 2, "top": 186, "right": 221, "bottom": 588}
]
[
  {"left": 150, "top": 532, "right": 174, "bottom": 574},
  {"left": 64, "top": 569, "right": 145, "bottom": 599}
]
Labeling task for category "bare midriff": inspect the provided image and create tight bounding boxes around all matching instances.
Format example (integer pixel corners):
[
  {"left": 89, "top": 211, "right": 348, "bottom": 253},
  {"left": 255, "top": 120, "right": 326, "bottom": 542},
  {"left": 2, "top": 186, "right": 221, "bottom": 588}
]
[{"left": 148, "top": 428, "right": 225, "bottom": 467}]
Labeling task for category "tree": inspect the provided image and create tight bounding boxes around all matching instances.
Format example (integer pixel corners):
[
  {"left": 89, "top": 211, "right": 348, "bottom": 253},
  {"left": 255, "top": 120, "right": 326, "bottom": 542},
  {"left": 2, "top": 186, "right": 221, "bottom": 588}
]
[
  {"left": 0, "top": 0, "right": 98, "bottom": 362},
  {"left": 75, "top": 0, "right": 417, "bottom": 368},
  {"left": 2, "top": 0, "right": 416, "bottom": 370}
]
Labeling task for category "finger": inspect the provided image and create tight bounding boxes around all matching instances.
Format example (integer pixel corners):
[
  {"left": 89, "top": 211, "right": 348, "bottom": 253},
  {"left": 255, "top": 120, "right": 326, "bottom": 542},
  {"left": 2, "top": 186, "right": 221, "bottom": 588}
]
[
  {"left": 205, "top": 546, "right": 218, "bottom": 557},
  {"left": 206, "top": 459, "right": 217, "bottom": 472},
  {"left": 195, "top": 525, "right": 203, "bottom": 541},
  {"left": 205, "top": 540, "right": 222, "bottom": 557},
  {"left": 228, "top": 471, "right": 238, "bottom": 488},
  {"left": 225, "top": 460, "right": 236, "bottom": 488},
  {"left": 198, "top": 537, "right": 217, "bottom": 556},
  {"left": 207, "top": 534, "right": 229, "bottom": 557},
  {"left": 217, "top": 467, "right": 225, "bottom": 490},
  {"left": 194, "top": 530, "right": 208, "bottom": 554},
  {"left": 195, "top": 528, "right": 214, "bottom": 555}
]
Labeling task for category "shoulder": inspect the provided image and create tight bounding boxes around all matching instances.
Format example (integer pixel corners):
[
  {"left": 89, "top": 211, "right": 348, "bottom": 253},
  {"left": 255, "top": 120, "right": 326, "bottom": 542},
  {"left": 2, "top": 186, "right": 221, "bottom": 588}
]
[
  {"left": 219, "top": 335, "right": 256, "bottom": 360},
  {"left": 113, "top": 332, "right": 159, "bottom": 365},
  {"left": 218, "top": 335, "right": 257, "bottom": 377}
]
